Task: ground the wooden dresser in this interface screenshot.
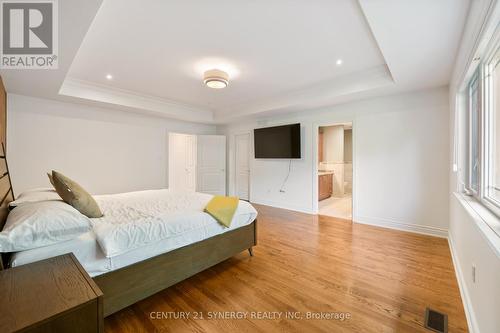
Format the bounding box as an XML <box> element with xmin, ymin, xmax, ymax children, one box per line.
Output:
<box><xmin>318</xmin><ymin>173</ymin><xmax>333</xmax><ymax>201</ymax></box>
<box><xmin>0</xmin><ymin>254</ymin><xmax>103</xmax><ymax>333</ymax></box>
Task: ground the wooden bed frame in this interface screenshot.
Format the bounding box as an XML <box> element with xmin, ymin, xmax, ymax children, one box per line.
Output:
<box><xmin>0</xmin><ymin>75</ymin><xmax>258</xmax><ymax>317</ymax></box>
<box><xmin>95</xmin><ymin>221</ymin><xmax>256</xmax><ymax>316</ymax></box>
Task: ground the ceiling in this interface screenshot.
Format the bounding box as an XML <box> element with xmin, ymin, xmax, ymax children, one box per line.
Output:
<box><xmin>1</xmin><ymin>0</ymin><xmax>470</xmax><ymax>124</ymax></box>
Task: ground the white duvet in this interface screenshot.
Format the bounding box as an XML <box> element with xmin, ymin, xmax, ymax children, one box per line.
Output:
<box><xmin>91</xmin><ymin>189</ymin><xmax>257</xmax><ymax>258</ymax></box>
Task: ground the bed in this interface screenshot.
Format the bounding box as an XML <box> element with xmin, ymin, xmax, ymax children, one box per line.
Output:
<box><xmin>1</xmin><ymin>184</ymin><xmax>258</xmax><ymax>317</ymax></box>
<box><xmin>0</xmin><ymin>148</ymin><xmax>257</xmax><ymax>316</ymax></box>
<box><xmin>9</xmin><ymin>189</ymin><xmax>257</xmax><ymax>274</ymax></box>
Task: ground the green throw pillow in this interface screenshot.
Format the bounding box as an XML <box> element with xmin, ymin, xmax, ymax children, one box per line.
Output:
<box><xmin>51</xmin><ymin>170</ymin><xmax>103</xmax><ymax>218</ymax></box>
<box><xmin>47</xmin><ymin>172</ymin><xmax>54</xmax><ymax>187</ymax></box>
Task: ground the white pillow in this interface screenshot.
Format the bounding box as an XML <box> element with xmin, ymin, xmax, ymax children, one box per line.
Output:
<box><xmin>0</xmin><ymin>200</ymin><xmax>91</xmax><ymax>252</ymax></box>
<box><xmin>9</xmin><ymin>188</ymin><xmax>61</xmax><ymax>207</ymax></box>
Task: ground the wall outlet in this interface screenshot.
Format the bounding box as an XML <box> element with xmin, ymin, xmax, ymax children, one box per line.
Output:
<box><xmin>472</xmin><ymin>264</ymin><xmax>476</xmax><ymax>283</ymax></box>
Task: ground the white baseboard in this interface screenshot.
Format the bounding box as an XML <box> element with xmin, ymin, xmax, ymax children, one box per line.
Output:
<box><xmin>251</xmin><ymin>201</ymin><xmax>448</xmax><ymax>238</ymax></box>
<box><xmin>353</xmin><ymin>215</ymin><xmax>448</xmax><ymax>238</ymax></box>
<box><xmin>448</xmin><ymin>234</ymin><xmax>480</xmax><ymax>333</ymax></box>
<box><xmin>250</xmin><ymin>198</ymin><xmax>313</xmax><ymax>214</ymax></box>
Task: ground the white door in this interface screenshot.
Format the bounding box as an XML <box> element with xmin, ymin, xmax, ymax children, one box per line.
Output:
<box><xmin>168</xmin><ymin>133</ymin><xmax>197</xmax><ymax>191</ymax></box>
<box><xmin>235</xmin><ymin>133</ymin><xmax>250</xmax><ymax>200</ymax></box>
<box><xmin>197</xmin><ymin>135</ymin><xmax>226</xmax><ymax>195</ymax></box>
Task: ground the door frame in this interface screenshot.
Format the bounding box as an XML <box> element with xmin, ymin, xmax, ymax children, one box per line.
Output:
<box><xmin>234</xmin><ymin>132</ymin><xmax>251</xmax><ymax>201</ymax></box>
<box><xmin>312</xmin><ymin>121</ymin><xmax>356</xmax><ymax>218</ymax></box>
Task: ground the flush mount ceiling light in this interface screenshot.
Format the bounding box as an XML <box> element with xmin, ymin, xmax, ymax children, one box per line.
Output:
<box><xmin>203</xmin><ymin>69</ymin><xmax>229</xmax><ymax>89</ymax></box>
<box><xmin>105</xmin><ymin>74</ymin><xmax>113</xmax><ymax>80</ymax></box>
<box><xmin>336</xmin><ymin>59</ymin><xmax>343</xmax><ymax>66</ymax></box>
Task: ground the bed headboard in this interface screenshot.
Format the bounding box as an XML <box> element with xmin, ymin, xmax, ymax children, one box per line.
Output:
<box><xmin>0</xmin><ymin>76</ymin><xmax>14</xmax><ymax>232</ymax></box>
<box><xmin>0</xmin><ymin>143</ymin><xmax>14</xmax><ymax>231</ymax></box>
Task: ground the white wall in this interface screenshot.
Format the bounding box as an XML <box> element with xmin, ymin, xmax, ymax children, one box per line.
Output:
<box><xmin>220</xmin><ymin>87</ymin><xmax>450</xmax><ymax>236</ymax></box>
<box><xmin>449</xmin><ymin>195</ymin><xmax>500</xmax><ymax>333</ymax></box>
<box><xmin>7</xmin><ymin>94</ymin><xmax>216</xmax><ymax>195</ymax></box>
<box><xmin>447</xmin><ymin>1</ymin><xmax>500</xmax><ymax>332</ymax></box>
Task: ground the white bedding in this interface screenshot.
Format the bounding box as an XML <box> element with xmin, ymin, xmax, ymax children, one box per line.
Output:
<box><xmin>92</xmin><ymin>189</ymin><xmax>257</xmax><ymax>257</ymax></box>
<box><xmin>10</xmin><ymin>189</ymin><xmax>257</xmax><ymax>276</ymax></box>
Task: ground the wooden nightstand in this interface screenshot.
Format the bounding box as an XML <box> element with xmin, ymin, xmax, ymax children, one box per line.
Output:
<box><xmin>0</xmin><ymin>253</ymin><xmax>103</xmax><ymax>333</ymax></box>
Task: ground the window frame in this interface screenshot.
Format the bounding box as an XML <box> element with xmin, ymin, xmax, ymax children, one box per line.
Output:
<box><xmin>464</xmin><ymin>26</ymin><xmax>500</xmax><ymax>219</ymax></box>
<box><xmin>466</xmin><ymin>68</ymin><xmax>482</xmax><ymax>197</ymax></box>
<box><xmin>481</xmin><ymin>33</ymin><xmax>500</xmax><ymax>217</ymax></box>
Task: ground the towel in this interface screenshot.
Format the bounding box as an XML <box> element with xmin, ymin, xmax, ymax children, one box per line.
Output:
<box><xmin>204</xmin><ymin>195</ymin><xmax>239</xmax><ymax>227</ymax></box>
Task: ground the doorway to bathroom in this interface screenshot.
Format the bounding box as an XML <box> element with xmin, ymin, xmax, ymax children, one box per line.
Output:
<box><xmin>317</xmin><ymin>123</ymin><xmax>353</xmax><ymax>220</ymax></box>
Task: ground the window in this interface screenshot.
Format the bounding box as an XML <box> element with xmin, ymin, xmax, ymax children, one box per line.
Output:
<box><xmin>484</xmin><ymin>44</ymin><xmax>500</xmax><ymax>211</ymax></box>
<box><xmin>464</xmin><ymin>29</ymin><xmax>500</xmax><ymax>218</ymax></box>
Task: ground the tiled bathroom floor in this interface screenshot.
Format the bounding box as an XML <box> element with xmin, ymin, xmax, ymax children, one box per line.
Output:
<box><xmin>318</xmin><ymin>194</ymin><xmax>352</xmax><ymax>220</ymax></box>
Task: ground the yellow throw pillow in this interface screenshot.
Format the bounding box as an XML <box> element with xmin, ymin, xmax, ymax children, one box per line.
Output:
<box><xmin>51</xmin><ymin>171</ymin><xmax>103</xmax><ymax>218</ymax></box>
<box><xmin>204</xmin><ymin>195</ymin><xmax>239</xmax><ymax>227</ymax></box>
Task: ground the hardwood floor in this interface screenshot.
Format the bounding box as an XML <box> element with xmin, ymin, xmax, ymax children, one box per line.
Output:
<box><xmin>105</xmin><ymin>204</ymin><xmax>468</xmax><ymax>333</ymax></box>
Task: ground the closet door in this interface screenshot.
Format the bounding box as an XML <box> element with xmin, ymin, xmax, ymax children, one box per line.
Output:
<box><xmin>168</xmin><ymin>133</ymin><xmax>197</xmax><ymax>191</ymax></box>
<box><xmin>197</xmin><ymin>135</ymin><xmax>226</xmax><ymax>195</ymax></box>
<box><xmin>235</xmin><ymin>133</ymin><xmax>250</xmax><ymax>201</ymax></box>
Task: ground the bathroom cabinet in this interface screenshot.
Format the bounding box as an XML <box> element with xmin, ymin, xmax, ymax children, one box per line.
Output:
<box><xmin>318</xmin><ymin>173</ymin><xmax>333</xmax><ymax>201</ymax></box>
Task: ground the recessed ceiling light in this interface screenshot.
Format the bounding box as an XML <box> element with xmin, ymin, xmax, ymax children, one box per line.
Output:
<box><xmin>203</xmin><ymin>69</ymin><xmax>229</xmax><ymax>89</ymax></box>
<box><xmin>105</xmin><ymin>74</ymin><xmax>113</xmax><ymax>80</ymax></box>
<box><xmin>336</xmin><ymin>59</ymin><xmax>343</xmax><ymax>66</ymax></box>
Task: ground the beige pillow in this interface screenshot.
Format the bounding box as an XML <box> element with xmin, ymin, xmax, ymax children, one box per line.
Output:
<box><xmin>51</xmin><ymin>171</ymin><xmax>103</xmax><ymax>218</ymax></box>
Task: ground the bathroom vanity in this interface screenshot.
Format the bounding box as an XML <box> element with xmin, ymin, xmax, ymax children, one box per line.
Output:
<box><xmin>318</xmin><ymin>171</ymin><xmax>333</xmax><ymax>201</ymax></box>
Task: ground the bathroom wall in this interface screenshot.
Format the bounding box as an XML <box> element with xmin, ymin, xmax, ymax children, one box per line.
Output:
<box><xmin>322</xmin><ymin>126</ymin><xmax>344</xmax><ymax>162</ymax></box>
<box><xmin>344</xmin><ymin>129</ymin><xmax>352</xmax><ymax>162</ymax></box>
<box><xmin>319</xmin><ymin>125</ymin><xmax>345</xmax><ymax>197</ymax></box>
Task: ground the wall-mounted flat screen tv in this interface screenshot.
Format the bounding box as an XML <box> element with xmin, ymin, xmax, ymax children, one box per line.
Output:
<box><xmin>254</xmin><ymin>123</ymin><xmax>301</xmax><ymax>158</ymax></box>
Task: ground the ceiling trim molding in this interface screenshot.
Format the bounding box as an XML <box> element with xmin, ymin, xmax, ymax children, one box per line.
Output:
<box><xmin>215</xmin><ymin>64</ymin><xmax>394</xmax><ymax>122</ymax></box>
<box><xmin>59</xmin><ymin>78</ymin><xmax>215</xmax><ymax>123</ymax></box>
<box><xmin>356</xmin><ymin>0</ymin><xmax>396</xmax><ymax>83</ymax></box>
<box><xmin>60</xmin><ymin>64</ymin><xmax>393</xmax><ymax>124</ymax></box>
